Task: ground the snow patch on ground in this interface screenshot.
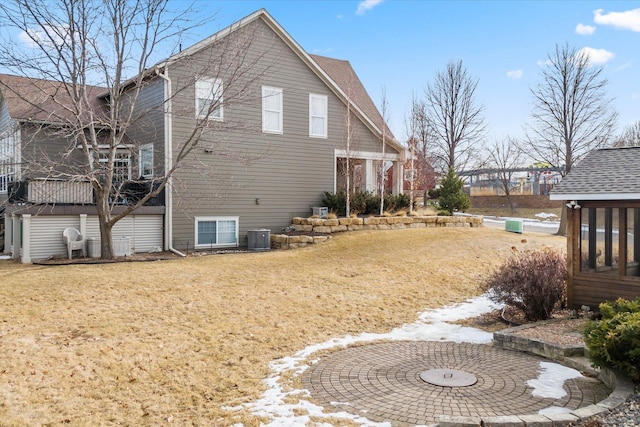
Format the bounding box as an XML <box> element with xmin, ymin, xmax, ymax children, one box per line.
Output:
<box><xmin>231</xmin><ymin>296</ymin><xmax>500</xmax><ymax>426</ymax></box>
<box><xmin>482</xmin><ymin>217</ymin><xmax>560</xmax><ymax>229</ymax></box>
<box><xmin>528</xmin><ymin>361</ymin><xmax>583</xmax><ymax>399</ymax></box>
<box><xmin>535</xmin><ymin>212</ymin><xmax>558</xmax><ymax>219</ymax></box>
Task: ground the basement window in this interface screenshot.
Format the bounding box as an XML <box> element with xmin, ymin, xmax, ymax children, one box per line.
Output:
<box><xmin>195</xmin><ymin>216</ymin><xmax>238</xmax><ymax>248</ymax></box>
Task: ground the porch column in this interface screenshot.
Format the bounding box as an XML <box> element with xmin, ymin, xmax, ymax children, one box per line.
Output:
<box><xmin>365</xmin><ymin>159</ymin><xmax>376</xmax><ymax>192</ymax></box>
<box><xmin>21</xmin><ymin>214</ymin><xmax>31</xmax><ymax>264</ymax></box>
<box><xmin>79</xmin><ymin>214</ymin><xmax>87</xmax><ymax>237</ymax></box>
<box><xmin>3</xmin><ymin>212</ymin><xmax>11</xmax><ymax>255</ymax></box>
<box><xmin>567</xmin><ymin>205</ymin><xmax>581</xmax><ymax>308</ymax></box>
<box><xmin>11</xmin><ymin>214</ymin><xmax>20</xmax><ymax>260</ymax></box>
<box><xmin>392</xmin><ymin>161</ymin><xmax>403</xmax><ymax>195</ymax></box>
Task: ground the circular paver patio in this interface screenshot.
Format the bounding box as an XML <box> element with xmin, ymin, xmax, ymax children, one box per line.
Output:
<box><xmin>301</xmin><ymin>341</ymin><xmax>610</xmax><ymax>426</ymax></box>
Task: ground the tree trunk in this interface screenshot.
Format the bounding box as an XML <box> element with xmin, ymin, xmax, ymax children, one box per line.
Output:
<box><xmin>99</xmin><ymin>219</ymin><xmax>115</xmax><ymax>259</ymax></box>
<box><xmin>95</xmin><ymin>189</ymin><xmax>115</xmax><ymax>259</ymax></box>
<box><xmin>555</xmin><ymin>205</ymin><xmax>568</xmax><ymax>237</ymax></box>
<box><xmin>505</xmin><ymin>192</ymin><xmax>515</xmax><ymax>213</ymax></box>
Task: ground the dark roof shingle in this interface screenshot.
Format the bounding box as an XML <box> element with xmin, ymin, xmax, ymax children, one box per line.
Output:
<box><xmin>550</xmin><ymin>147</ymin><xmax>640</xmax><ymax>200</ymax></box>
<box><xmin>309</xmin><ymin>54</ymin><xmax>396</xmax><ymax>141</ymax></box>
<box><xmin>0</xmin><ymin>73</ymin><xmax>106</xmax><ymax>124</ymax></box>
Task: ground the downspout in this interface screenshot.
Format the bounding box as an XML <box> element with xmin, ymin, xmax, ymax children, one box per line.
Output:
<box><xmin>157</xmin><ymin>68</ymin><xmax>185</xmax><ymax>257</ymax></box>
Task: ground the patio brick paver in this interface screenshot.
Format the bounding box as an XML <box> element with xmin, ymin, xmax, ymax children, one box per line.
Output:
<box><xmin>301</xmin><ymin>341</ymin><xmax>610</xmax><ymax>426</ymax></box>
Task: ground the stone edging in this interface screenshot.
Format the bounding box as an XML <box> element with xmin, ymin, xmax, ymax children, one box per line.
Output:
<box><xmin>291</xmin><ymin>215</ymin><xmax>482</xmax><ymax>234</ymax></box>
<box><xmin>271</xmin><ymin>215</ymin><xmax>483</xmax><ymax>250</ymax></box>
<box><xmin>437</xmin><ymin>324</ymin><xmax>636</xmax><ymax>427</ymax></box>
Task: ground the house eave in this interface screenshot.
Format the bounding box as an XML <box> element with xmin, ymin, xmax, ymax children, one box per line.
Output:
<box><xmin>549</xmin><ymin>193</ymin><xmax>640</xmax><ymax>201</ymax></box>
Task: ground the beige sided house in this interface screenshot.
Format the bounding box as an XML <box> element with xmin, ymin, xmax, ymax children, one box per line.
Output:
<box><xmin>0</xmin><ymin>9</ymin><xmax>405</xmax><ymax>262</ymax></box>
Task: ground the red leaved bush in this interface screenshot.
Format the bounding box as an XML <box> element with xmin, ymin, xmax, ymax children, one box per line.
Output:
<box><xmin>484</xmin><ymin>248</ymin><xmax>567</xmax><ymax>322</ymax></box>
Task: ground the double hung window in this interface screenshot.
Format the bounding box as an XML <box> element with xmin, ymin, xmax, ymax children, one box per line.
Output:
<box><xmin>0</xmin><ymin>129</ymin><xmax>18</xmax><ymax>194</ymax></box>
<box><xmin>139</xmin><ymin>144</ymin><xmax>153</xmax><ymax>178</ymax></box>
<box><xmin>262</xmin><ymin>86</ymin><xmax>283</xmax><ymax>133</ymax></box>
<box><xmin>196</xmin><ymin>78</ymin><xmax>223</xmax><ymax>120</ymax></box>
<box><xmin>309</xmin><ymin>94</ymin><xmax>327</xmax><ymax>138</ymax></box>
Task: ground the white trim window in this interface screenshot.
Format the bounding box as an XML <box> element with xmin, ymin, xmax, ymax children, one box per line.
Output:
<box><xmin>98</xmin><ymin>150</ymin><xmax>131</xmax><ymax>189</ymax></box>
<box><xmin>195</xmin><ymin>216</ymin><xmax>239</xmax><ymax>248</ymax></box>
<box><xmin>0</xmin><ymin>129</ymin><xmax>19</xmax><ymax>194</ymax></box>
<box><xmin>139</xmin><ymin>144</ymin><xmax>154</xmax><ymax>178</ymax></box>
<box><xmin>196</xmin><ymin>78</ymin><xmax>223</xmax><ymax>120</ymax></box>
<box><xmin>262</xmin><ymin>86</ymin><xmax>283</xmax><ymax>134</ymax></box>
<box><xmin>309</xmin><ymin>94</ymin><xmax>328</xmax><ymax>138</ymax></box>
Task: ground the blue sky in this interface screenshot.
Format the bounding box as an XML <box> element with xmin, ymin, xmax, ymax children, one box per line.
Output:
<box><xmin>2</xmin><ymin>1</ymin><xmax>638</xmax><ymax>144</ymax></box>
<box><xmin>193</xmin><ymin>0</ymin><xmax>639</xmax><ymax>143</ymax></box>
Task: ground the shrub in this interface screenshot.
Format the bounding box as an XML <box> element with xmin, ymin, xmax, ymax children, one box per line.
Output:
<box><xmin>584</xmin><ymin>297</ymin><xmax>640</xmax><ymax>380</ymax></box>
<box><xmin>438</xmin><ymin>168</ymin><xmax>470</xmax><ymax>214</ymax></box>
<box><xmin>483</xmin><ymin>249</ymin><xmax>567</xmax><ymax>322</ymax></box>
<box><xmin>322</xmin><ymin>191</ymin><xmax>346</xmax><ymax>216</ymax></box>
<box><xmin>322</xmin><ymin>191</ymin><xmax>411</xmax><ymax>216</ymax></box>
<box><xmin>428</xmin><ymin>188</ymin><xmax>440</xmax><ymax>200</ymax></box>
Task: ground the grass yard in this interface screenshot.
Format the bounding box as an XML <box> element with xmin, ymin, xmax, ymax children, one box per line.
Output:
<box><xmin>0</xmin><ymin>227</ymin><xmax>565</xmax><ymax>426</ymax></box>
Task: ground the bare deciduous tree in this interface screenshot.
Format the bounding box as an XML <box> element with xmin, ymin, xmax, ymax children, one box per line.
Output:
<box><xmin>487</xmin><ymin>137</ymin><xmax>523</xmax><ymax>213</ymax></box>
<box><xmin>424</xmin><ymin>59</ymin><xmax>486</xmax><ymax>172</ymax></box>
<box><xmin>526</xmin><ymin>43</ymin><xmax>618</xmax><ymax>235</ymax></box>
<box><xmin>613</xmin><ymin>121</ymin><xmax>640</xmax><ymax>147</ymax></box>
<box><xmin>378</xmin><ymin>86</ymin><xmax>388</xmax><ymax>215</ymax></box>
<box><xmin>406</xmin><ymin>95</ymin><xmax>436</xmax><ymax>209</ymax></box>
<box><xmin>0</xmin><ymin>0</ymin><xmax>266</xmax><ymax>258</ymax></box>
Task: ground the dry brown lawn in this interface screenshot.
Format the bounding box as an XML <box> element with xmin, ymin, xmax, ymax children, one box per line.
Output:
<box><xmin>0</xmin><ymin>226</ymin><xmax>565</xmax><ymax>426</ymax></box>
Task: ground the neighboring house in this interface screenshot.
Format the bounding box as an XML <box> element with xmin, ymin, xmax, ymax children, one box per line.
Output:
<box><xmin>550</xmin><ymin>147</ymin><xmax>640</xmax><ymax>309</ymax></box>
<box><xmin>0</xmin><ymin>9</ymin><xmax>406</xmax><ymax>262</ymax></box>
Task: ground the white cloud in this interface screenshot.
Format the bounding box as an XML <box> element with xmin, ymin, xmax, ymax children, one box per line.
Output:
<box><xmin>575</xmin><ymin>23</ymin><xmax>596</xmax><ymax>35</ymax></box>
<box><xmin>19</xmin><ymin>25</ymin><xmax>70</xmax><ymax>48</ymax></box>
<box><xmin>594</xmin><ymin>8</ymin><xmax>640</xmax><ymax>32</ymax></box>
<box><xmin>356</xmin><ymin>0</ymin><xmax>384</xmax><ymax>15</ymax></box>
<box><xmin>616</xmin><ymin>63</ymin><xmax>631</xmax><ymax>72</ymax></box>
<box><xmin>579</xmin><ymin>47</ymin><xmax>615</xmax><ymax>64</ymax></box>
<box><xmin>537</xmin><ymin>59</ymin><xmax>552</xmax><ymax>67</ymax></box>
<box><xmin>507</xmin><ymin>69</ymin><xmax>523</xmax><ymax>80</ymax></box>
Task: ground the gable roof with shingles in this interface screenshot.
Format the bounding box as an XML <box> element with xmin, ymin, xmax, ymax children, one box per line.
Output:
<box><xmin>1</xmin><ymin>10</ymin><xmax>404</xmax><ymax>156</ymax></box>
<box><xmin>0</xmin><ymin>73</ymin><xmax>107</xmax><ymax>125</ymax></box>
<box><xmin>309</xmin><ymin>54</ymin><xmax>396</xmax><ymax>142</ymax></box>
<box><xmin>153</xmin><ymin>9</ymin><xmax>403</xmax><ymax>155</ymax></box>
<box><xmin>549</xmin><ymin>147</ymin><xmax>640</xmax><ymax>200</ymax></box>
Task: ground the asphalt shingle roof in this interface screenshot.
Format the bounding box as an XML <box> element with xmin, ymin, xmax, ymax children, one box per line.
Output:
<box><xmin>0</xmin><ymin>73</ymin><xmax>107</xmax><ymax>124</ymax></box>
<box><xmin>309</xmin><ymin>54</ymin><xmax>396</xmax><ymax>141</ymax></box>
<box><xmin>550</xmin><ymin>147</ymin><xmax>640</xmax><ymax>200</ymax></box>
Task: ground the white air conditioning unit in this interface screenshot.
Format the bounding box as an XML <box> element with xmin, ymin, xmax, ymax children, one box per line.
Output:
<box><xmin>114</xmin><ymin>237</ymin><xmax>131</xmax><ymax>256</ymax></box>
<box><xmin>247</xmin><ymin>229</ymin><xmax>270</xmax><ymax>251</ymax></box>
<box><xmin>312</xmin><ymin>207</ymin><xmax>328</xmax><ymax>218</ymax></box>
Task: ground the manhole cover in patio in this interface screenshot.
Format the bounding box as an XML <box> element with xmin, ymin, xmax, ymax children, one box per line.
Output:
<box><xmin>420</xmin><ymin>368</ymin><xmax>477</xmax><ymax>387</ymax></box>
<box><xmin>302</xmin><ymin>341</ymin><xmax>611</xmax><ymax>426</ymax></box>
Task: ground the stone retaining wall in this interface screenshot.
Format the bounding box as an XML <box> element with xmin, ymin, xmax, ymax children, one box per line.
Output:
<box><xmin>271</xmin><ymin>215</ymin><xmax>482</xmax><ymax>250</ymax></box>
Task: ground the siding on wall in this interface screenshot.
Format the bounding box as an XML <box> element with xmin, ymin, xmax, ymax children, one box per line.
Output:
<box><xmin>86</xmin><ymin>215</ymin><xmax>163</xmax><ymax>253</ymax></box>
<box><xmin>20</xmin><ymin>124</ymin><xmax>86</xmax><ymax>178</ymax></box>
<box><xmin>28</xmin><ymin>215</ymin><xmax>82</xmax><ymax>260</ymax></box>
<box><xmin>0</xmin><ymin>94</ymin><xmax>12</xmax><ymax>132</ymax></box>
<box><xmin>166</xmin><ymin>16</ymin><xmax>398</xmax><ymax>250</ymax></box>
<box><xmin>124</xmin><ymin>78</ymin><xmax>166</xmax><ymax>177</ymax></box>
<box><xmin>133</xmin><ymin>215</ymin><xmax>163</xmax><ymax>252</ymax></box>
<box><xmin>24</xmin><ymin>213</ymin><xmax>163</xmax><ymax>260</ymax></box>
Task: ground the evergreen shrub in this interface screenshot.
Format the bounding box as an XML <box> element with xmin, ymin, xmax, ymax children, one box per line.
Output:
<box><xmin>584</xmin><ymin>297</ymin><xmax>640</xmax><ymax>380</ymax></box>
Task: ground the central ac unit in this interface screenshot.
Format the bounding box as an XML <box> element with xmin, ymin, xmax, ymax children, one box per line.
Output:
<box><xmin>247</xmin><ymin>229</ymin><xmax>270</xmax><ymax>251</ymax></box>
